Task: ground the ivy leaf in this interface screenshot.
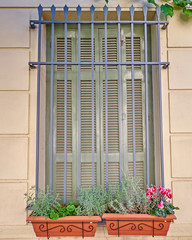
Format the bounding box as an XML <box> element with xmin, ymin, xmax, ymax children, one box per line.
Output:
<box><xmin>161</xmin><ymin>4</ymin><xmax>174</xmax><ymax>17</ymax></box>
<box><xmin>183</xmin><ymin>7</ymin><xmax>192</xmax><ymax>15</ymax></box>
<box><xmin>173</xmin><ymin>0</ymin><xmax>187</xmax><ymax>7</ymax></box>
<box><xmin>148</xmin><ymin>0</ymin><xmax>158</xmax><ymax>7</ymax></box>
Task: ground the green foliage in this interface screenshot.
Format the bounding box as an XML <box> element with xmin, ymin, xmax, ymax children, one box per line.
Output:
<box><xmin>161</xmin><ymin>4</ymin><xmax>174</xmax><ymax>17</ymax></box>
<box><xmin>183</xmin><ymin>7</ymin><xmax>192</xmax><ymax>15</ymax></box>
<box><xmin>49</xmin><ymin>202</ymin><xmax>79</xmax><ymax>220</ymax></box>
<box><xmin>105</xmin><ymin>0</ymin><xmax>192</xmax><ymax>17</ymax></box>
<box><xmin>148</xmin><ymin>0</ymin><xmax>158</xmax><ymax>7</ymax></box>
<box><xmin>76</xmin><ymin>185</ymin><xmax>112</xmax><ymax>216</ymax></box>
<box><xmin>107</xmin><ymin>178</ymin><xmax>150</xmax><ymax>214</ymax></box>
<box><xmin>147</xmin><ymin>0</ymin><xmax>192</xmax><ymax>17</ymax></box>
<box><xmin>24</xmin><ymin>186</ymin><xmax>60</xmax><ymax>217</ymax></box>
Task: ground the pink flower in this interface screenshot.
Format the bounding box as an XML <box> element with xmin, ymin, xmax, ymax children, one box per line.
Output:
<box><xmin>158</xmin><ymin>186</ymin><xmax>163</xmax><ymax>192</ymax></box>
<box><xmin>157</xmin><ymin>200</ymin><xmax>164</xmax><ymax>209</ymax></box>
<box><xmin>167</xmin><ymin>193</ymin><xmax>173</xmax><ymax>199</ymax></box>
<box><xmin>153</xmin><ymin>193</ymin><xmax>157</xmax><ymax>198</ymax></box>
<box><xmin>152</xmin><ymin>185</ymin><xmax>157</xmax><ymax>192</ymax></box>
<box><xmin>166</xmin><ymin>188</ymin><xmax>171</xmax><ymax>193</ymax></box>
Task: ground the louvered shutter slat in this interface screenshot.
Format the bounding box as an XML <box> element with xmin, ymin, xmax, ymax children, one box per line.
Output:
<box><xmin>102</xmin><ymin>38</ymin><xmax>117</xmax><ymax>69</ymax></box>
<box><xmin>81</xmin><ymin>38</ymin><xmax>95</xmax><ymax>70</ymax></box>
<box><xmin>81</xmin><ymin>79</ymin><xmax>96</xmax><ymax>152</ymax></box>
<box><xmin>57</xmin><ymin>38</ymin><xmax>72</xmax><ymax>71</ymax></box>
<box><xmin>56</xmin><ymin>162</ymin><xmax>72</xmax><ymax>201</ymax></box>
<box><xmin>81</xmin><ymin>163</ymin><xmax>96</xmax><ymax>188</ymax></box>
<box><xmin>56</xmin><ymin>79</ymin><xmax>72</xmax><ymax>153</ymax></box>
<box><xmin>127</xmin><ymin>79</ymin><xmax>143</xmax><ymax>152</ymax></box>
<box><xmin>126</xmin><ymin>37</ymin><xmax>141</xmax><ymax>69</ymax></box>
<box><xmin>103</xmin><ymin>80</ymin><xmax>119</xmax><ymax>153</ymax></box>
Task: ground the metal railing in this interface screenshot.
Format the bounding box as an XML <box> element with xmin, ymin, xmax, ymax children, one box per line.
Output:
<box><xmin>29</xmin><ymin>4</ymin><xmax>169</xmax><ymax>203</ymax></box>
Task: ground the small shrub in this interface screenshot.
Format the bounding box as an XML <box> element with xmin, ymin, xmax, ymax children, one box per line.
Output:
<box><xmin>107</xmin><ymin>177</ymin><xmax>150</xmax><ymax>214</ymax></box>
<box><xmin>24</xmin><ymin>186</ymin><xmax>60</xmax><ymax>217</ymax></box>
<box><xmin>76</xmin><ymin>185</ymin><xmax>112</xmax><ymax>216</ymax></box>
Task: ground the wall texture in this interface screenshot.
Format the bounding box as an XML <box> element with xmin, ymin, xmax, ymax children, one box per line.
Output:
<box><xmin>0</xmin><ymin>0</ymin><xmax>192</xmax><ymax>239</ymax></box>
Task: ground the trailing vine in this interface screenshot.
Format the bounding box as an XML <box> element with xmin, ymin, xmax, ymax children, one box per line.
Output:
<box><xmin>105</xmin><ymin>0</ymin><xmax>192</xmax><ymax>17</ymax></box>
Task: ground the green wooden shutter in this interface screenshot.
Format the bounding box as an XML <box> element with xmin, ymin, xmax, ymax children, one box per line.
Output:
<box><xmin>46</xmin><ymin>24</ymin><xmax>154</xmax><ymax>202</ymax></box>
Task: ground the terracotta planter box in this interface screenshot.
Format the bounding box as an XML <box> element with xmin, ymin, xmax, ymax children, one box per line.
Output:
<box><xmin>102</xmin><ymin>213</ymin><xmax>176</xmax><ymax>236</ymax></box>
<box><xmin>27</xmin><ymin>215</ymin><xmax>101</xmax><ymax>238</ymax></box>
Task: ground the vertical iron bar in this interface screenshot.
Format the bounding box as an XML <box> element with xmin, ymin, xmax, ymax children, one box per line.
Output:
<box><xmin>82</xmin><ymin>222</ymin><xmax>84</xmax><ymax>239</ymax></box>
<box><xmin>91</xmin><ymin>5</ymin><xmax>95</xmax><ymax>187</ymax></box>
<box><xmin>143</xmin><ymin>6</ymin><xmax>150</xmax><ymax>186</ymax></box>
<box><xmin>64</xmin><ymin>5</ymin><xmax>68</xmax><ymax>203</ymax></box>
<box><xmin>156</xmin><ymin>7</ymin><xmax>165</xmax><ymax>187</ymax></box>
<box><xmin>77</xmin><ymin>5</ymin><xmax>81</xmax><ymax>187</ymax></box>
<box><xmin>117</xmin><ymin>5</ymin><xmax>122</xmax><ymax>183</ymax></box>
<box><xmin>46</xmin><ymin>222</ymin><xmax>49</xmax><ymax>239</ymax></box>
<box><xmin>117</xmin><ymin>220</ymin><xmax>120</xmax><ymax>237</ymax></box>
<box><xmin>103</xmin><ymin>5</ymin><xmax>108</xmax><ymax>189</ymax></box>
<box><xmin>130</xmin><ymin>5</ymin><xmax>136</xmax><ymax>178</ymax></box>
<box><xmin>49</xmin><ymin>5</ymin><xmax>55</xmax><ymax>191</ymax></box>
<box><xmin>35</xmin><ymin>4</ymin><xmax>43</xmax><ymax>193</ymax></box>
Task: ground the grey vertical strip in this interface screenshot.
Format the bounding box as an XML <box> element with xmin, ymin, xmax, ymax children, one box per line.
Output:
<box><xmin>64</xmin><ymin>5</ymin><xmax>68</xmax><ymax>203</ymax></box>
<box><xmin>103</xmin><ymin>5</ymin><xmax>108</xmax><ymax>189</ymax></box>
<box><xmin>130</xmin><ymin>5</ymin><xmax>136</xmax><ymax>178</ymax></box>
<box><xmin>49</xmin><ymin>5</ymin><xmax>55</xmax><ymax>191</ymax></box>
<box><xmin>143</xmin><ymin>6</ymin><xmax>150</xmax><ymax>186</ymax></box>
<box><xmin>90</xmin><ymin>5</ymin><xmax>95</xmax><ymax>187</ymax></box>
<box><xmin>77</xmin><ymin>5</ymin><xmax>81</xmax><ymax>187</ymax></box>
<box><xmin>36</xmin><ymin>5</ymin><xmax>43</xmax><ymax>193</ymax></box>
<box><xmin>156</xmin><ymin>7</ymin><xmax>165</xmax><ymax>187</ymax></box>
<box><xmin>117</xmin><ymin>5</ymin><xmax>122</xmax><ymax>183</ymax></box>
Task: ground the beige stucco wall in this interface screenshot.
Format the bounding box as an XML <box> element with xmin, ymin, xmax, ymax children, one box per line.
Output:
<box><xmin>0</xmin><ymin>0</ymin><xmax>192</xmax><ymax>239</ymax></box>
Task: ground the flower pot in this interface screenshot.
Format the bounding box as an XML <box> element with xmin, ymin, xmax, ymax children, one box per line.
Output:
<box><xmin>102</xmin><ymin>213</ymin><xmax>176</xmax><ymax>236</ymax></box>
<box><xmin>27</xmin><ymin>215</ymin><xmax>101</xmax><ymax>238</ymax></box>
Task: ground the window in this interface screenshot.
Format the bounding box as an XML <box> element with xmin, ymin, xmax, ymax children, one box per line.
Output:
<box><xmin>30</xmin><ymin>5</ymin><xmax>169</xmax><ymax>203</ymax></box>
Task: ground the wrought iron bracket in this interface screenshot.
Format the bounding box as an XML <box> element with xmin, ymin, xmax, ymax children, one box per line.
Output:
<box><xmin>35</xmin><ymin>221</ymin><xmax>95</xmax><ymax>239</ymax></box>
<box><xmin>162</xmin><ymin>23</ymin><xmax>169</xmax><ymax>30</ymax></box>
<box><xmin>106</xmin><ymin>219</ymin><xmax>174</xmax><ymax>238</ymax></box>
<box><xmin>29</xmin><ymin>64</ymin><xmax>37</xmax><ymax>69</ymax></box>
<box><xmin>162</xmin><ymin>63</ymin><xmax>169</xmax><ymax>69</ymax></box>
<box><xmin>30</xmin><ymin>21</ymin><xmax>36</xmax><ymax>29</ymax></box>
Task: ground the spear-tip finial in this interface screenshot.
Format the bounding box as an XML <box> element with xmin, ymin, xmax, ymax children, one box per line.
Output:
<box><xmin>38</xmin><ymin>4</ymin><xmax>43</xmax><ymax>19</ymax></box>
<box><xmin>51</xmin><ymin>5</ymin><xmax>56</xmax><ymax>20</ymax></box>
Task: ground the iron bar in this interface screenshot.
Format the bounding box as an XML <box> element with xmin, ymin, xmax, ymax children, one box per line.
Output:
<box><xmin>104</xmin><ymin>5</ymin><xmax>108</xmax><ymax>190</ymax></box>
<box><xmin>156</xmin><ymin>7</ymin><xmax>165</xmax><ymax>188</ymax></box>
<box><xmin>49</xmin><ymin>5</ymin><xmax>55</xmax><ymax>191</ymax></box>
<box><xmin>117</xmin><ymin>5</ymin><xmax>122</xmax><ymax>183</ymax></box>
<box><xmin>130</xmin><ymin>5</ymin><xmax>136</xmax><ymax>178</ymax></box>
<box><xmin>64</xmin><ymin>5</ymin><xmax>68</xmax><ymax>204</ymax></box>
<box><xmin>143</xmin><ymin>6</ymin><xmax>150</xmax><ymax>186</ymax></box>
<box><xmin>77</xmin><ymin>5</ymin><xmax>81</xmax><ymax>188</ymax></box>
<box><xmin>30</xmin><ymin>19</ymin><xmax>169</xmax><ymax>25</ymax></box>
<box><xmin>91</xmin><ymin>5</ymin><xmax>95</xmax><ymax>187</ymax></box>
<box><xmin>29</xmin><ymin>61</ymin><xmax>170</xmax><ymax>66</ymax></box>
<box><xmin>35</xmin><ymin>4</ymin><xmax>43</xmax><ymax>193</ymax></box>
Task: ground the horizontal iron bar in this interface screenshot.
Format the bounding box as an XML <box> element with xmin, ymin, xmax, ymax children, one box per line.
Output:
<box><xmin>30</xmin><ymin>20</ymin><xmax>168</xmax><ymax>25</ymax></box>
<box><xmin>29</xmin><ymin>61</ymin><xmax>170</xmax><ymax>66</ymax></box>
<box><xmin>104</xmin><ymin>219</ymin><xmax>173</xmax><ymax>222</ymax></box>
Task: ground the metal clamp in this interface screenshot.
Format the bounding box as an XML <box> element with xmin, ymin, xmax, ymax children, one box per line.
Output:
<box><xmin>162</xmin><ymin>23</ymin><xmax>169</xmax><ymax>30</ymax></box>
<box><xmin>30</xmin><ymin>21</ymin><xmax>36</xmax><ymax>29</ymax></box>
